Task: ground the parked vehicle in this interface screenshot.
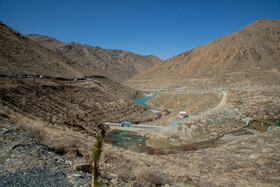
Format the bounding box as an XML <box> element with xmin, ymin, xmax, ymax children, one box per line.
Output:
<box><xmin>121</xmin><ymin>121</ymin><xmax>131</xmax><ymax>127</ymax></box>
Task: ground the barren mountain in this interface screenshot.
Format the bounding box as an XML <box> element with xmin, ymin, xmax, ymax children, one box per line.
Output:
<box><xmin>0</xmin><ymin>21</ymin><xmax>154</xmax><ymax>137</ymax></box>
<box><xmin>0</xmin><ymin>22</ymin><xmax>84</xmax><ymax>79</ymax></box>
<box><xmin>26</xmin><ymin>34</ymin><xmax>162</xmax><ymax>82</ymax></box>
<box><xmin>125</xmin><ymin>19</ymin><xmax>280</xmax><ymax>90</ymax></box>
<box><xmin>1</xmin><ymin>21</ymin><xmax>280</xmax><ymax>187</ymax></box>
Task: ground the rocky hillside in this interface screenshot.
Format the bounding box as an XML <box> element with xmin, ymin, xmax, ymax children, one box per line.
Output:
<box><xmin>0</xmin><ymin>77</ymin><xmax>154</xmax><ymax>137</ymax></box>
<box><xmin>126</xmin><ymin>19</ymin><xmax>280</xmax><ymax>90</ymax></box>
<box><xmin>0</xmin><ymin>21</ymin><xmax>154</xmax><ymax>141</ymax></box>
<box><xmin>26</xmin><ymin>34</ymin><xmax>162</xmax><ymax>82</ymax></box>
<box><xmin>0</xmin><ymin>22</ymin><xmax>84</xmax><ymax>79</ymax></box>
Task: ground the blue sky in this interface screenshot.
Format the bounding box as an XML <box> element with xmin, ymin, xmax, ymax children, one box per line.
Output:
<box><xmin>0</xmin><ymin>0</ymin><xmax>279</xmax><ymax>60</ymax></box>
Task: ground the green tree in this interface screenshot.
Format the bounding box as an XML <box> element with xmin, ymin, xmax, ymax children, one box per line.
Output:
<box><xmin>92</xmin><ymin>128</ymin><xmax>105</xmax><ymax>187</ymax></box>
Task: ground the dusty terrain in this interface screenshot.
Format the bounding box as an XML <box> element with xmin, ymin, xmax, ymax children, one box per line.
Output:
<box><xmin>26</xmin><ymin>34</ymin><xmax>162</xmax><ymax>82</ymax></box>
<box><xmin>1</xmin><ymin>113</ymin><xmax>280</xmax><ymax>186</ymax></box>
<box><xmin>125</xmin><ymin>19</ymin><xmax>280</xmax><ymax>90</ymax></box>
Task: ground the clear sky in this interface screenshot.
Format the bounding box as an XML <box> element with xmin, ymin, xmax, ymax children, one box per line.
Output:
<box><xmin>0</xmin><ymin>0</ymin><xmax>279</xmax><ymax>60</ymax></box>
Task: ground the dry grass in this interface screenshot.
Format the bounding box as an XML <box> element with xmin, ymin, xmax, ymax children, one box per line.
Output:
<box><xmin>147</xmin><ymin>93</ymin><xmax>222</xmax><ymax>114</ymax></box>
<box><xmin>153</xmin><ymin>150</ymin><xmax>167</xmax><ymax>155</ymax></box>
<box><xmin>134</xmin><ymin>168</ymin><xmax>169</xmax><ymax>186</ymax></box>
<box><xmin>228</xmin><ymin>88</ymin><xmax>280</xmax><ymax>119</ymax></box>
<box><xmin>145</xmin><ymin>147</ymin><xmax>177</xmax><ymax>155</ymax></box>
<box><xmin>2</xmin><ymin>106</ymin><xmax>94</xmax><ymax>159</ymax></box>
<box><xmin>72</xmin><ymin>156</ymin><xmax>88</xmax><ymax>165</ymax></box>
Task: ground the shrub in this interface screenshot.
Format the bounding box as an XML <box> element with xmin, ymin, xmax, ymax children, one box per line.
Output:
<box><xmin>181</xmin><ymin>145</ymin><xmax>198</xmax><ymax>152</ymax></box>
<box><xmin>110</xmin><ymin>129</ymin><xmax>121</xmax><ymax>134</ymax></box>
<box><xmin>154</xmin><ymin>150</ymin><xmax>167</xmax><ymax>155</ymax></box>
<box><xmin>145</xmin><ymin>118</ymin><xmax>153</xmax><ymax>123</ymax></box>
<box><xmin>164</xmin><ymin>110</ymin><xmax>171</xmax><ymax>115</ymax></box>
<box><xmin>167</xmin><ymin>150</ymin><xmax>176</xmax><ymax>154</ymax></box>
<box><xmin>157</xmin><ymin>114</ymin><xmax>163</xmax><ymax>119</ymax></box>
<box><xmin>145</xmin><ymin>146</ymin><xmax>155</xmax><ymax>155</ymax></box>
<box><xmin>103</xmin><ymin>137</ymin><xmax>117</xmax><ymax>143</ymax></box>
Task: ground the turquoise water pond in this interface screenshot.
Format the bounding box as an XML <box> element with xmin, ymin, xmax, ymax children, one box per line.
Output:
<box><xmin>106</xmin><ymin>131</ymin><xmax>147</xmax><ymax>153</ymax></box>
<box><xmin>133</xmin><ymin>96</ymin><xmax>153</xmax><ymax>108</ymax></box>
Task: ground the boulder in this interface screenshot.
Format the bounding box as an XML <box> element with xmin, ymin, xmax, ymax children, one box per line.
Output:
<box><xmin>73</xmin><ymin>163</ymin><xmax>92</xmax><ymax>173</ymax></box>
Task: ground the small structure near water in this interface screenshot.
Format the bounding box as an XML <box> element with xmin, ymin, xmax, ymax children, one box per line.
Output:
<box><xmin>179</xmin><ymin>111</ymin><xmax>188</xmax><ymax>119</ymax></box>
<box><xmin>246</xmin><ymin>117</ymin><xmax>280</xmax><ymax>132</ymax></box>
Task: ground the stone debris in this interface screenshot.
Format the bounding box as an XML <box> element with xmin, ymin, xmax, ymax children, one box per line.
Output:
<box><xmin>0</xmin><ymin>117</ymin><xmax>93</xmax><ymax>186</ymax></box>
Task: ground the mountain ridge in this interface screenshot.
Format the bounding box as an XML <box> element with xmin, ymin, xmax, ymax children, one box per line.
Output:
<box><xmin>0</xmin><ymin>21</ymin><xmax>85</xmax><ymax>79</ymax></box>
<box><xmin>125</xmin><ymin>19</ymin><xmax>280</xmax><ymax>90</ymax></box>
<box><xmin>26</xmin><ymin>34</ymin><xmax>162</xmax><ymax>82</ymax></box>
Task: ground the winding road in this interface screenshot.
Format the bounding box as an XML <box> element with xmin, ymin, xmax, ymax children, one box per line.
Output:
<box><xmin>186</xmin><ymin>91</ymin><xmax>227</xmax><ymax>119</ymax></box>
<box><xmin>106</xmin><ymin>91</ymin><xmax>228</xmax><ymax>130</ymax></box>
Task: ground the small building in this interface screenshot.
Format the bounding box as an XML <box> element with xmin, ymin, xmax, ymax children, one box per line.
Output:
<box><xmin>179</xmin><ymin>111</ymin><xmax>188</xmax><ymax>119</ymax></box>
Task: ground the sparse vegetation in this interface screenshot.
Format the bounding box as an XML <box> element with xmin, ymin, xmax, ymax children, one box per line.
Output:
<box><xmin>145</xmin><ymin>146</ymin><xmax>155</xmax><ymax>155</ymax></box>
<box><xmin>167</xmin><ymin>150</ymin><xmax>176</xmax><ymax>154</ymax></box>
<box><xmin>103</xmin><ymin>137</ymin><xmax>117</xmax><ymax>143</ymax></box>
<box><xmin>181</xmin><ymin>145</ymin><xmax>198</xmax><ymax>152</ymax></box>
<box><xmin>164</xmin><ymin>109</ymin><xmax>171</xmax><ymax>115</ymax></box>
<box><xmin>157</xmin><ymin>114</ymin><xmax>163</xmax><ymax>119</ymax></box>
<box><xmin>145</xmin><ymin>118</ymin><xmax>154</xmax><ymax>122</ymax></box>
<box><xmin>153</xmin><ymin>150</ymin><xmax>167</xmax><ymax>155</ymax></box>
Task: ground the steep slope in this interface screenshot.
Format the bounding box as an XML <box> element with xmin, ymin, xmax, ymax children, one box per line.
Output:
<box><xmin>0</xmin><ymin>22</ymin><xmax>154</xmax><ymax>135</ymax></box>
<box><xmin>0</xmin><ymin>22</ymin><xmax>84</xmax><ymax>79</ymax></box>
<box><xmin>0</xmin><ymin>77</ymin><xmax>154</xmax><ymax>136</ymax></box>
<box><xmin>26</xmin><ymin>34</ymin><xmax>162</xmax><ymax>82</ymax></box>
<box><xmin>126</xmin><ymin>19</ymin><xmax>280</xmax><ymax>90</ymax></box>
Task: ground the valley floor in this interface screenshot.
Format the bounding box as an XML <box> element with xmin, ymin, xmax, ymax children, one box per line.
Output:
<box><xmin>1</xmin><ymin>77</ymin><xmax>280</xmax><ymax>186</ymax></box>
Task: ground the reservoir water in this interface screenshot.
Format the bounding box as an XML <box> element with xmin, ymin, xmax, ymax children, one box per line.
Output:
<box><xmin>133</xmin><ymin>96</ymin><xmax>153</xmax><ymax>108</ymax></box>
<box><xmin>106</xmin><ymin>131</ymin><xmax>147</xmax><ymax>153</ymax></box>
